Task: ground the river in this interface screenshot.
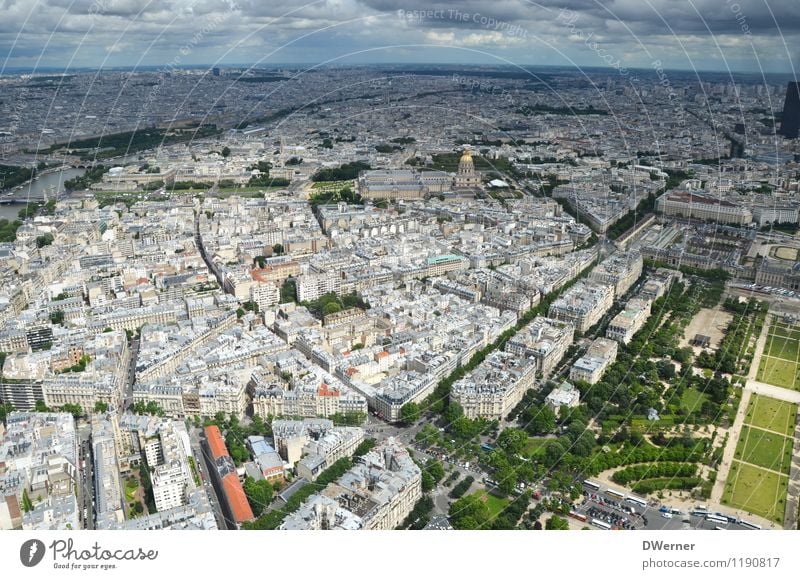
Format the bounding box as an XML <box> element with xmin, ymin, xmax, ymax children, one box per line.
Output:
<box><xmin>0</xmin><ymin>168</ymin><xmax>85</xmax><ymax>221</ymax></box>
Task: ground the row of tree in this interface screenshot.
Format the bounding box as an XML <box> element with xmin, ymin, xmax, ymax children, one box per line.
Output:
<box><xmin>611</xmin><ymin>461</ymin><xmax>698</xmax><ymax>485</ymax></box>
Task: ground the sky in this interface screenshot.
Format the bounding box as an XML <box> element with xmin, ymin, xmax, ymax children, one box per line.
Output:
<box><xmin>1</xmin><ymin>0</ymin><xmax>798</xmax><ymax>74</ymax></box>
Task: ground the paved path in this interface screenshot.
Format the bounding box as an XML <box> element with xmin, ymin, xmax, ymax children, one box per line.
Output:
<box><xmin>747</xmin><ymin>313</ymin><xmax>770</xmax><ymax>381</ymax></box>
<box><xmin>785</xmin><ymin>418</ymin><xmax>800</xmax><ymax>529</ymax></box>
<box><xmin>711</xmin><ymin>389</ymin><xmax>752</xmax><ymax>505</ymax></box>
<box><xmin>745</xmin><ymin>379</ymin><xmax>800</xmax><ymax>405</ymax></box>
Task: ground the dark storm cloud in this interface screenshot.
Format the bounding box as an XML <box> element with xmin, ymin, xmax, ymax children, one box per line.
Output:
<box><xmin>0</xmin><ymin>0</ymin><xmax>796</xmax><ymax>71</ymax></box>
<box><xmin>363</xmin><ymin>0</ymin><xmax>800</xmax><ymax>35</ymax></box>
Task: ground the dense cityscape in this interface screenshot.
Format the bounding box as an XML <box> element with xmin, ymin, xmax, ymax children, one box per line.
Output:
<box><xmin>0</xmin><ymin>58</ymin><xmax>799</xmax><ymax>535</ymax></box>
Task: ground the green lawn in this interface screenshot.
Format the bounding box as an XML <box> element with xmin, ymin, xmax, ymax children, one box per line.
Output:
<box><xmin>312</xmin><ymin>180</ymin><xmax>353</xmax><ymax>190</ymax></box>
<box><xmin>746</xmin><ymin>394</ymin><xmax>798</xmax><ymax>436</ymax></box>
<box><xmin>680</xmin><ymin>387</ymin><xmax>708</xmax><ymax>413</ymax></box>
<box><xmin>771</xmin><ymin>323</ymin><xmax>800</xmax><ymax>341</ymax></box>
<box><xmin>757</xmin><ymin>357</ymin><xmax>799</xmax><ymax>391</ymax></box>
<box><xmin>722</xmin><ymin>461</ymin><xmax>788</xmax><ymax>524</ymax></box>
<box><xmin>734</xmin><ymin>425</ymin><xmax>792</xmax><ymax>473</ymax></box>
<box><xmin>766</xmin><ymin>335</ymin><xmax>800</xmax><ymax>362</ymax></box>
<box><xmin>524</xmin><ymin>437</ymin><xmax>549</xmax><ymax>457</ymax></box>
<box><xmin>124</xmin><ymin>477</ymin><xmax>138</xmax><ymax>502</ymax></box>
<box><xmin>472</xmin><ymin>489</ymin><xmax>510</xmax><ymax>518</ymax></box>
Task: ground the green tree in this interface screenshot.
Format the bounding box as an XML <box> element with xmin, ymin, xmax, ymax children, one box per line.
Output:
<box><xmin>353</xmin><ymin>438</ymin><xmax>377</xmax><ymax>457</ymax></box>
<box><xmin>449</xmin><ymin>494</ymin><xmax>491</xmax><ymax>529</ymax></box>
<box><xmin>36</xmin><ymin>233</ymin><xmax>54</xmax><ymax>248</ymax></box>
<box><xmin>243</xmin><ymin>477</ymin><xmax>273</xmax><ymax>517</ymax></box>
<box><xmin>34</xmin><ymin>400</ymin><xmax>51</xmax><ymax>413</ymax></box>
<box><xmin>49</xmin><ymin>310</ymin><xmax>65</xmax><ymax>325</ymax></box>
<box><xmin>221</xmin><ymin>146</ymin><xmax>231</xmax><ymax>158</ymax></box>
<box><xmin>526</xmin><ymin>405</ymin><xmax>556</xmax><ymax>435</ymax></box>
<box><xmin>427</xmin><ymin>460</ymin><xmax>445</xmax><ymax>484</ymax></box>
<box><xmin>443</xmin><ymin>401</ymin><xmax>464</xmax><ymax>425</ymax></box>
<box><xmin>546</xmin><ymin>515</ymin><xmax>569</xmax><ymax>530</ymax></box>
<box><xmin>94</xmin><ymin>401</ymin><xmax>109</xmax><ymax>413</ymax></box>
<box><xmin>280</xmin><ymin>279</ymin><xmax>296</xmax><ymax>303</ymax></box>
<box><xmin>420</xmin><ymin>470</ymin><xmax>435</xmax><ymax>492</ymax></box>
<box><xmin>0</xmin><ymin>402</ymin><xmax>13</xmax><ymax>424</ymax></box>
<box><xmin>399</xmin><ymin>402</ymin><xmax>420</xmax><ymax>425</ymax></box>
<box><xmin>322</xmin><ymin>302</ymin><xmax>341</xmax><ymax>316</ymax></box>
<box><xmin>139</xmin><ymin>462</ymin><xmax>156</xmax><ymax>513</ymax></box>
<box><xmin>22</xmin><ymin>489</ymin><xmax>33</xmax><ymax>513</ymax></box>
<box><xmin>496</xmin><ymin>428</ymin><xmax>527</xmax><ymax>456</ymax></box>
<box><xmin>272</xmin><ymin>243</ymin><xmax>284</xmax><ymax>255</ymax></box>
<box><xmin>60</xmin><ymin>404</ymin><xmax>83</xmax><ymax>419</ymax></box>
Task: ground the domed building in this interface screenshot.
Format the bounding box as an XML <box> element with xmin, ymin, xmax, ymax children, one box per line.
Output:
<box><xmin>453</xmin><ymin>146</ymin><xmax>482</xmax><ymax>189</ymax></box>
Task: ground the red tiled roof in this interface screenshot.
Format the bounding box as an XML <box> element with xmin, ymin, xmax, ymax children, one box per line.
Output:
<box><xmin>222</xmin><ymin>473</ymin><xmax>254</xmax><ymax>523</ymax></box>
<box><xmin>204</xmin><ymin>425</ymin><xmax>228</xmax><ymax>460</ymax></box>
<box><xmin>318</xmin><ymin>383</ymin><xmax>340</xmax><ymax>397</ymax></box>
<box><xmin>5</xmin><ymin>494</ymin><xmax>21</xmax><ymax>521</ymax></box>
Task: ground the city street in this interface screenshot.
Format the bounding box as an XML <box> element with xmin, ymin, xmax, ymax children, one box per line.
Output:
<box><xmin>77</xmin><ymin>423</ymin><xmax>94</xmax><ymax>530</ymax></box>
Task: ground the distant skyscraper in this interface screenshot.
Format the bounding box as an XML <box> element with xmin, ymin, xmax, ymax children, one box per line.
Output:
<box><xmin>780</xmin><ymin>82</ymin><xmax>800</xmax><ymax>139</ymax></box>
<box><xmin>212</xmin><ymin>67</ymin><xmax>220</xmax><ymax>77</ymax></box>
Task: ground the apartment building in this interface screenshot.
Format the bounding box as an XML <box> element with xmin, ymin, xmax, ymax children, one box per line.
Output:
<box><xmin>606</xmin><ymin>297</ymin><xmax>652</xmax><ymax>344</ymax></box>
<box><xmin>589</xmin><ymin>251</ymin><xmax>643</xmax><ymax>297</ymax></box>
<box><xmin>545</xmin><ymin>381</ymin><xmax>580</xmax><ymax>415</ymax></box>
<box><xmin>0</xmin><ymin>412</ymin><xmax>79</xmax><ymax>530</ymax></box>
<box><xmin>506</xmin><ymin>316</ymin><xmax>574</xmax><ymax>378</ymax></box>
<box><xmin>570</xmin><ymin>338</ymin><xmax>618</xmax><ymax>384</ymax></box>
<box><xmin>296</xmin><ymin>427</ymin><xmax>365</xmax><ymax>480</ymax></box>
<box><xmin>280</xmin><ymin>439</ymin><xmax>421</xmax><ymax>530</ymax></box>
<box><xmin>656</xmin><ymin>190</ymin><xmax>753</xmax><ymax>225</ymax></box>
<box><xmin>296</xmin><ymin>272</ymin><xmax>342</xmax><ymax>302</ymax></box>
<box><xmin>548</xmin><ymin>281</ymin><xmax>614</xmax><ymax>333</ymax></box>
<box><xmin>450</xmin><ymin>351</ymin><xmax>537</xmax><ymax>420</ymax></box>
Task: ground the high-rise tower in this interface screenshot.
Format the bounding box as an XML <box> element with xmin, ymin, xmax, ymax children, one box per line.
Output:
<box><xmin>780</xmin><ymin>82</ymin><xmax>800</xmax><ymax>139</ymax></box>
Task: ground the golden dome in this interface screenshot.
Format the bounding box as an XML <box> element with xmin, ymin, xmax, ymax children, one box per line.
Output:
<box><xmin>459</xmin><ymin>148</ymin><xmax>473</xmax><ymax>163</ymax></box>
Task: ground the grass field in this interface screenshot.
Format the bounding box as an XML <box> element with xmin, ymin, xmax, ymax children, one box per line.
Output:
<box><xmin>524</xmin><ymin>437</ymin><xmax>548</xmax><ymax>457</ymax></box>
<box><xmin>721</xmin><ymin>393</ymin><xmax>796</xmax><ymax>525</ymax></box>
<box><xmin>746</xmin><ymin>394</ymin><xmax>798</xmax><ymax>436</ymax></box>
<box><xmin>472</xmin><ymin>489</ymin><xmax>510</xmax><ymax>518</ymax></box>
<box><xmin>772</xmin><ymin>323</ymin><xmax>800</xmax><ymax>341</ymax></box>
<box><xmin>734</xmin><ymin>425</ymin><xmax>793</xmax><ymax>472</ymax></box>
<box><xmin>681</xmin><ymin>387</ymin><xmax>708</xmax><ymax>413</ymax></box>
<box><xmin>311</xmin><ymin>180</ymin><xmax>353</xmax><ymax>191</ymax></box>
<box><xmin>721</xmin><ymin>461</ymin><xmax>788</xmax><ymax>524</ymax></box>
<box><xmin>766</xmin><ymin>335</ymin><xmax>800</xmax><ymax>361</ymax></box>
<box><xmin>124</xmin><ymin>476</ymin><xmax>139</xmax><ymax>504</ymax></box>
<box><xmin>756</xmin><ymin>320</ymin><xmax>800</xmax><ymax>391</ymax></box>
<box><xmin>757</xmin><ymin>357</ymin><xmax>800</xmax><ymax>391</ymax></box>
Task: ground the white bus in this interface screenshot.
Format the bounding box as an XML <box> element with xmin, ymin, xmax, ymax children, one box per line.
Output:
<box><xmin>625</xmin><ymin>495</ymin><xmax>647</xmax><ymax>508</ymax></box>
<box><xmin>605</xmin><ymin>489</ymin><xmax>625</xmax><ymax>500</ymax></box>
<box><xmin>591</xmin><ymin>518</ymin><xmax>612</xmax><ymax>530</ymax></box>
<box><xmin>740</xmin><ymin>520</ymin><xmax>762</xmax><ymax>530</ymax></box>
<box><xmin>705</xmin><ymin>514</ymin><xmax>728</xmax><ymax>525</ymax></box>
<box><xmin>583</xmin><ymin>480</ymin><xmax>601</xmax><ymax>491</ymax></box>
